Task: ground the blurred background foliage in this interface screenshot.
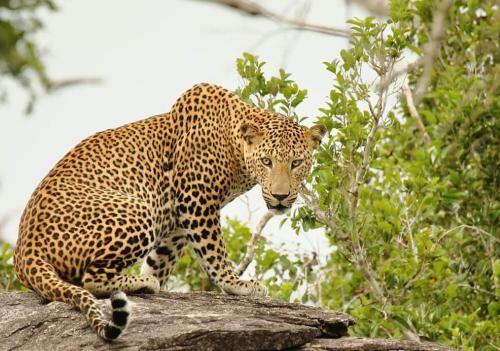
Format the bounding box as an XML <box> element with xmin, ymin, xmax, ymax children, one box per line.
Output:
<box><xmin>0</xmin><ymin>0</ymin><xmax>56</xmax><ymax>113</ymax></box>
<box><xmin>1</xmin><ymin>0</ymin><xmax>498</xmax><ymax>350</ymax></box>
<box><xmin>0</xmin><ymin>0</ymin><xmax>56</xmax><ymax>289</ymax></box>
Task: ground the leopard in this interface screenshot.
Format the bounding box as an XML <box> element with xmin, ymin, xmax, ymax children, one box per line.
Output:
<box><xmin>13</xmin><ymin>83</ymin><xmax>326</xmax><ymax>341</ymax></box>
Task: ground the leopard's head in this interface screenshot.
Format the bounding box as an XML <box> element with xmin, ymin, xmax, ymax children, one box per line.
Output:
<box><xmin>240</xmin><ymin>116</ymin><xmax>326</xmax><ymax>214</ymax></box>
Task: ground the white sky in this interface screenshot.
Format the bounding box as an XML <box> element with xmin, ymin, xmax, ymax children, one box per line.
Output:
<box><xmin>0</xmin><ymin>0</ymin><xmax>371</xmax><ymax>264</ymax></box>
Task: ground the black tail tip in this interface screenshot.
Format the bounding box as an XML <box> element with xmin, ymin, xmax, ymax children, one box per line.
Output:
<box><xmin>104</xmin><ymin>324</ymin><xmax>122</xmax><ymax>340</ymax></box>
<box><xmin>103</xmin><ymin>291</ymin><xmax>130</xmax><ymax>341</ymax></box>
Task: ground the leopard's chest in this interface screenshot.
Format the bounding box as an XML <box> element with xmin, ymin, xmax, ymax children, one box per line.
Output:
<box><xmin>221</xmin><ymin>172</ymin><xmax>256</xmax><ymax>208</ymax></box>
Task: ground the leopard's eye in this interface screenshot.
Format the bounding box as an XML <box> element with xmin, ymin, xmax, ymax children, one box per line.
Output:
<box><xmin>291</xmin><ymin>159</ymin><xmax>303</xmax><ymax>169</ymax></box>
<box><xmin>261</xmin><ymin>158</ymin><xmax>272</xmax><ymax>167</ymax></box>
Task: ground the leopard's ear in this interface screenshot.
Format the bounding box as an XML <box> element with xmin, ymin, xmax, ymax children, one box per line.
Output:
<box><xmin>306</xmin><ymin>124</ymin><xmax>327</xmax><ymax>149</ymax></box>
<box><xmin>240</xmin><ymin>123</ymin><xmax>262</xmax><ymax>145</ymax></box>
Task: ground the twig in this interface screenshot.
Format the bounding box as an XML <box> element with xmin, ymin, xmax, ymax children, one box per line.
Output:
<box><xmin>238</xmin><ymin>194</ymin><xmax>256</xmax><ymax>223</ymax></box>
<box><xmin>403</xmin><ymin>217</ymin><xmax>419</xmax><ymax>260</ymax></box>
<box><xmin>402</xmin><ymin>80</ymin><xmax>431</xmax><ymax>145</ymax></box>
<box><xmin>437</xmin><ymin>224</ymin><xmax>499</xmax><ymax>244</ymax></box>
<box><xmin>341</xmin><ymin>291</ymin><xmax>367</xmax><ymax>312</ymax></box>
<box><xmin>403</xmin><ymin>262</ymin><xmax>427</xmax><ymax>291</ymax></box>
<box><xmin>47</xmin><ymin>77</ymin><xmax>102</xmax><ymax>92</ymax></box>
<box><xmin>300</xmin><ymin>190</ymin><xmax>336</xmax><ymax>230</ymax></box>
<box><xmin>203</xmin><ymin>0</ymin><xmax>351</xmax><ymax>38</ymax></box>
<box><xmin>413</xmin><ymin>0</ymin><xmax>454</xmax><ymax>105</ymax></box>
<box><xmin>237</xmin><ymin>211</ymin><xmax>274</xmax><ymax>276</ymax></box>
<box><xmin>355</xmin><ymin>252</ymin><xmax>386</xmax><ymax>301</ymax></box>
<box><xmin>350</xmin><ymin>32</ymin><xmax>392</xmax><ymax>216</ymax></box>
<box><xmin>457</xmin><ymin>283</ymin><xmax>499</xmax><ymax>298</ymax></box>
<box><xmin>349</xmin><ymin>97</ymin><xmax>383</xmax><ymax>216</ymax></box>
<box><xmin>378</xmin><ymin>58</ymin><xmax>422</xmax><ymax>92</ymax></box>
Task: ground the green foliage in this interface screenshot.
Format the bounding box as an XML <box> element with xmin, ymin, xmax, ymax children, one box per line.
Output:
<box><xmin>236</xmin><ymin>52</ymin><xmax>308</xmax><ymax>122</ymax></box>
<box><xmin>228</xmin><ymin>1</ymin><xmax>499</xmax><ymax>349</ymax></box>
<box><xmin>0</xmin><ymin>0</ymin><xmax>57</xmax><ymax>112</ymax></box>
<box><xmin>0</xmin><ymin>243</ymin><xmax>24</xmax><ymax>291</ymax></box>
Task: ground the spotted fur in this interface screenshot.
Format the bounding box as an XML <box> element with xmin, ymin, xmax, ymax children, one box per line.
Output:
<box><xmin>14</xmin><ymin>83</ymin><xmax>325</xmax><ymax>340</ymax></box>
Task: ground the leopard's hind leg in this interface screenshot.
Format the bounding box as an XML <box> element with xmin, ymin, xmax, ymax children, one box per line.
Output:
<box><xmin>82</xmin><ymin>265</ymin><xmax>160</xmax><ymax>297</ymax></box>
<box><xmin>140</xmin><ymin>231</ymin><xmax>187</xmax><ymax>287</ymax></box>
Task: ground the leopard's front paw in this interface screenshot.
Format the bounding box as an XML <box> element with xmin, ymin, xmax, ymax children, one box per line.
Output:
<box><xmin>134</xmin><ymin>274</ymin><xmax>160</xmax><ymax>294</ymax></box>
<box><xmin>221</xmin><ymin>279</ymin><xmax>267</xmax><ymax>297</ymax></box>
<box><xmin>248</xmin><ymin>279</ymin><xmax>267</xmax><ymax>297</ymax></box>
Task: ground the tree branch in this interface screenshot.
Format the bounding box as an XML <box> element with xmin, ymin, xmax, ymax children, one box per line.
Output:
<box><xmin>413</xmin><ymin>0</ymin><xmax>453</xmax><ymax>105</ymax></box>
<box><xmin>300</xmin><ymin>187</ymin><xmax>338</xmax><ymax>233</ymax></box>
<box><xmin>237</xmin><ymin>211</ymin><xmax>274</xmax><ymax>276</ymax></box>
<box><xmin>203</xmin><ymin>0</ymin><xmax>351</xmax><ymax>38</ymax></box>
<box><xmin>378</xmin><ymin>0</ymin><xmax>453</xmax><ymax>96</ymax></box>
<box><xmin>47</xmin><ymin>77</ymin><xmax>102</xmax><ymax>92</ymax></box>
<box><xmin>350</xmin><ymin>98</ymin><xmax>383</xmax><ymax>216</ymax></box>
<box><xmin>377</xmin><ymin>58</ymin><xmax>422</xmax><ymax>92</ymax></box>
<box><xmin>402</xmin><ymin>80</ymin><xmax>431</xmax><ymax>145</ymax></box>
<box><xmin>346</xmin><ymin>46</ymin><xmax>394</xmax><ymax>303</ymax></box>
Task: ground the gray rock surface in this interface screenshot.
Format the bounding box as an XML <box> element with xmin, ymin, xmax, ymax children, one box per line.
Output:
<box><xmin>0</xmin><ymin>291</ymin><xmax>353</xmax><ymax>351</ymax></box>
<box><xmin>0</xmin><ymin>291</ymin><xmax>452</xmax><ymax>351</ymax></box>
<box><xmin>297</xmin><ymin>337</ymin><xmax>453</xmax><ymax>350</ymax></box>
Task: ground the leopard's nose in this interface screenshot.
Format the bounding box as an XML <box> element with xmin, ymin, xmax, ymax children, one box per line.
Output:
<box><xmin>271</xmin><ymin>193</ymin><xmax>289</xmax><ymax>201</ymax></box>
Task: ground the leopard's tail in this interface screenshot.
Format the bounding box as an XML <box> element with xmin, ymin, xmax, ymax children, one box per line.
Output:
<box><xmin>16</xmin><ymin>257</ymin><xmax>130</xmax><ymax>341</ymax></box>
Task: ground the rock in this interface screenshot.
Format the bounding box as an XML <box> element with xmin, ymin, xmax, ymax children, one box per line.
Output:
<box><xmin>0</xmin><ymin>291</ymin><xmax>353</xmax><ymax>351</ymax></box>
<box><xmin>0</xmin><ymin>291</ymin><xmax>452</xmax><ymax>351</ymax></box>
<box><xmin>296</xmin><ymin>337</ymin><xmax>454</xmax><ymax>351</ymax></box>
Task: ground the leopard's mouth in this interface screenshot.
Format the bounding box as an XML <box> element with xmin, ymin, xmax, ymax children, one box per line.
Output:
<box><xmin>266</xmin><ymin>203</ymin><xmax>290</xmax><ymax>215</ymax></box>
